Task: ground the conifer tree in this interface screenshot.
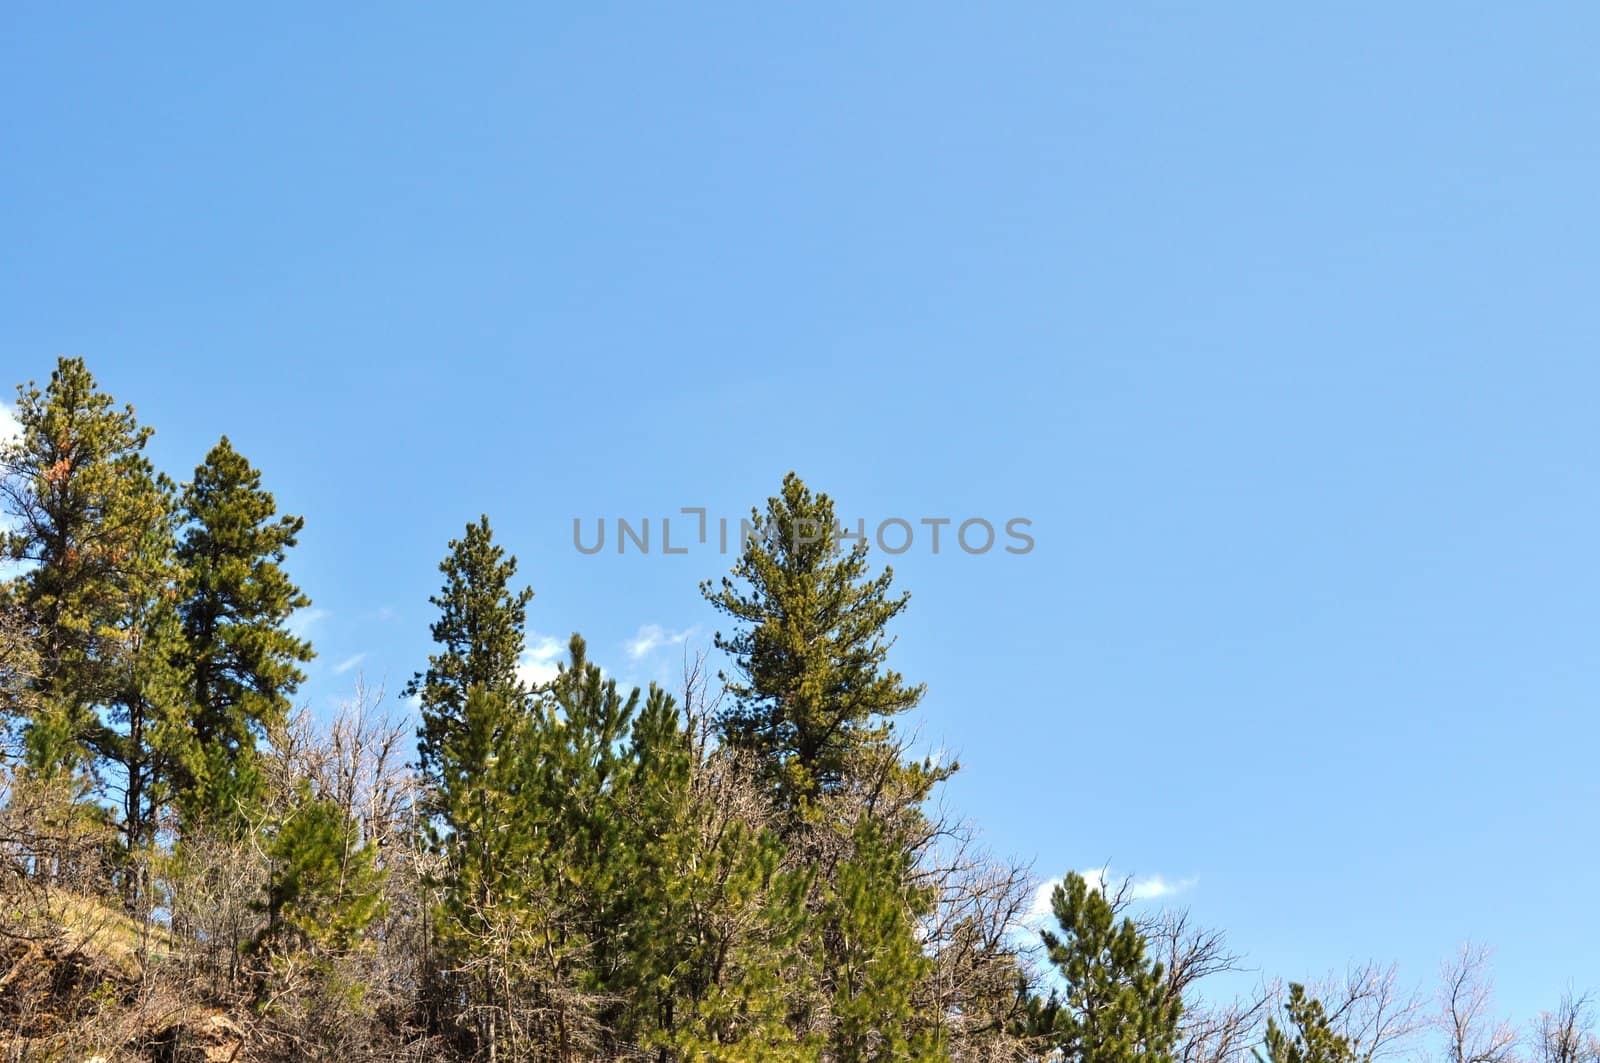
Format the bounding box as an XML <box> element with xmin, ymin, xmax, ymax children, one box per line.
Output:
<box><xmin>171</xmin><ymin>436</ymin><xmax>314</xmax><ymax>830</ymax></box>
<box><xmin>825</xmin><ymin>817</ymin><xmax>943</xmax><ymax>1062</ymax></box>
<box><xmin>1256</xmin><ymin>985</ymin><xmax>1362</xmax><ymax>1063</ymax></box>
<box><xmin>601</xmin><ymin>685</ymin><xmax>815</xmax><ymax>1060</ymax></box>
<box><xmin>522</xmin><ymin>635</ymin><xmax>640</xmax><ymax>1058</ymax></box>
<box><xmin>1037</xmin><ymin>871</ymin><xmax>1182</xmax><ymax>1063</ymax></box>
<box><xmin>406</xmin><ymin>515</ymin><xmax>532</xmax><ymax>793</ymax></box>
<box><xmin>0</xmin><ymin>357</ymin><xmax>173</xmax><ymax>779</ymax></box>
<box><xmin>1</xmin><ymin>357</ymin><xmax>181</xmax><ymax>902</ymax></box>
<box><xmin>702</xmin><ymin>472</ymin><xmax>928</xmax><ymax>811</ymax></box>
<box><xmin>706</xmin><ymin>475</ymin><xmax>954</xmax><ymax>1057</ymax></box>
<box><xmin>259</xmin><ymin>782</ymin><xmax>387</xmax><ymax>955</ymax></box>
<box><xmin>405</xmin><ymin>516</ymin><xmax>535</xmax><ymax>1059</ymax></box>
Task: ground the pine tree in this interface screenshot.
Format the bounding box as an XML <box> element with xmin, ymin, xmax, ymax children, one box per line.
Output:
<box><xmin>705</xmin><ymin>475</ymin><xmax>953</xmax><ymax>1057</ymax></box>
<box><xmin>1</xmin><ymin>358</ymin><xmax>181</xmax><ymax>903</ymax></box>
<box><xmin>601</xmin><ymin>685</ymin><xmax>816</xmax><ymax>1060</ymax></box>
<box><xmin>825</xmin><ymin>817</ymin><xmax>943</xmax><ymax>1062</ymax></box>
<box><xmin>0</xmin><ymin>357</ymin><xmax>173</xmax><ymax>780</ymax></box>
<box><xmin>259</xmin><ymin>782</ymin><xmax>387</xmax><ymax>955</ymax></box>
<box><xmin>406</xmin><ymin>515</ymin><xmax>532</xmax><ymax>794</ymax></box>
<box><xmin>525</xmin><ymin>635</ymin><xmax>640</xmax><ymax>1058</ymax></box>
<box><xmin>405</xmin><ymin>516</ymin><xmax>535</xmax><ymax>1059</ymax></box>
<box><xmin>702</xmin><ymin>472</ymin><xmax>929</xmax><ymax>812</ymax></box>
<box><xmin>1256</xmin><ymin>985</ymin><xmax>1362</xmax><ymax>1063</ymax></box>
<box><xmin>1037</xmin><ymin>871</ymin><xmax>1182</xmax><ymax>1063</ymax></box>
<box><xmin>171</xmin><ymin>436</ymin><xmax>314</xmax><ymax>830</ymax></box>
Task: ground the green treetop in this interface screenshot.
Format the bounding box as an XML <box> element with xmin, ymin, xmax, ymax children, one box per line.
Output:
<box><xmin>405</xmin><ymin>515</ymin><xmax>533</xmax><ymax>791</ymax></box>
<box><xmin>0</xmin><ymin>356</ymin><xmax>173</xmax><ymax>778</ymax></box>
<box><xmin>1256</xmin><ymin>985</ymin><xmax>1363</xmax><ymax>1063</ymax></box>
<box><xmin>702</xmin><ymin>473</ymin><xmax>926</xmax><ymax>811</ymax></box>
<box><xmin>172</xmin><ymin>436</ymin><xmax>314</xmax><ymax>829</ymax></box>
<box><xmin>405</xmin><ymin>517</ymin><xmax>538</xmax><ymax>1058</ymax></box>
<box><xmin>1037</xmin><ymin>871</ymin><xmax>1182</xmax><ymax>1063</ymax></box>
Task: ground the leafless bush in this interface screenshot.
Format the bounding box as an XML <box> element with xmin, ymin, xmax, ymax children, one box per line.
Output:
<box><xmin>1298</xmin><ymin>959</ymin><xmax>1428</xmax><ymax>1062</ymax></box>
<box><xmin>1136</xmin><ymin>907</ymin><xmax>1272</xmax><ymax>1063</ymax></box>
<box><xmin>1533</xmin><ymin>989</ymin><xmax>1600</xmax><ymax>1063</ymax></box>
<box><xmin>1437</xmin><ymin>944</ymin><xmax>1521</xmax><ymax>1063</ymax></box>
<box><xmin>919</xmin><ymin>823</ymin><xmax>1039</xmax><ymax>1060</ymax></box>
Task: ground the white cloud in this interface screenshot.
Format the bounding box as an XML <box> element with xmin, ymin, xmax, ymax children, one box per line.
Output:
<box><xmin>289</xmin><ymin>607</ymin><xmax>328</xmax><ymax>639</ymax></box>
<box><xmin>1026</xmin><ymin>869</ymin><xmax>1197</xmax><ymax>924</ymax></box>
<box><xmin>333</xmin><ymin>653</ymin><xmax>368</xmax><ymax>676</ymax></box>
<box><xmin>625</xmin><ymin>623</ymin><xmax>694</xmax><ymax>661</ymax></box>
<box><xmin>517</xmin><ymin>634</ymin><xmax>568</xmax><ymax>688</ymax></box>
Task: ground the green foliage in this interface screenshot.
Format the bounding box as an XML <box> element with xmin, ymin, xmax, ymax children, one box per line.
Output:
<box><xmin>602</xmin><ymin>686</ymin><xmax>817</xmax><ymax>1058</ymax></box>
<box><xmin>703</xmin><ymin>473</ymin><xmax>929</xmax><ymax>811</ymax></box>
<box><xmin>0</xmin><ymin>362</ymin><xmax>1044</xmax><ymax>1061</ymax></box>
<box><xmin>702</xmin><ymin>474</ymin><xmax>956</xmax><ymax>1059</ymax></box>
<box><xmin>405</xmin><ymin>514</ymin><xmax>533</xmax><ymax>794</ymax></box>
<box><xmin>170</xmin><ymin>436</ymin><xmax>313</xmax><ymax>831</ymax></box>
<box><xmin>825</xmin><ymin>817</ymin><xmax>943</xmax><ymax>1062</ymax></box>
<box><xmin>1257</xmin><ymin>984</ymin><xmax>1362</xmax><ymax>1063</ymax></box>
<box><xmin>260</xmin><ymin>783</ymin><xmax>386</xmax><ymax>955</ymax></box>
<box><xmin>0</xmin><ymin>356</ymin><xmax>185</xmax><ymax>892</ymax></box>
<box><xmin>404</xmin><ymin>517</ymin><xmax>539</xmax><ymax>1053</ymax></box>
<box><xmin>1038</xmin><ymin>871</ymin><xmax>1181</xmax><ymax>1063</ymax></box>
<box><xmin>0</xmin><ymin>356</ymin><xmax>174</xmax><ymax>784</ymax></box>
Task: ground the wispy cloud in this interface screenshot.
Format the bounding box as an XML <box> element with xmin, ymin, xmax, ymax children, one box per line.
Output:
<box><xmin>518</xmin><ymin>634</ymin><xmax>568</xmax><ymax>688</ymax></box>
<box><xmin>333</xmin><ymin>653</ymin><xmax>368</xmax><ymax>676</ymax></box>
<box><xmin>625</xmin><ymin>623</ymin><xmax>694</xmax><ymax>661</ymax></box>
<box><xmin>1026</xmin><ymin>869</ymin><xmax>1197</xmax><ymax>924</ymax></box>
<box><xmin>288</xmin><ymin>607</ymin><xmax>328</xmax><ymax>640</ymax></box>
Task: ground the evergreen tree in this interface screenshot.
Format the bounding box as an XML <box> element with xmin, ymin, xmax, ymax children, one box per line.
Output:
<box><xmin>602</xmin><ymin>685</ymin><xmax>816</xmax><ymax>1060</ymax></box>
<box><xmin>405</xmin><ymin>516</ymin><xmax>535</xmax><ymax>1059</ymax></box>
<box><xmin>1037</xmin><ymin>871</ymin><xmax>1182</xmax><ymax>1063</ymax></box>
<box><xmin>1</xmin><ymin>357</ymin><xmax>181</xmax><ymax>904</ymax></box>
<box><xmin>171</xmin><ymin>436</ymin><xmax>313</xmax><ymax>830</ymax></box>
<box><xmin>702</xmin><ymin>472</ymin><xmax>928</xmax><ymax>812</ymax></box>
<box><xmin>1256</xmin><ymin>985</ymin><xmax>1362</xmax><ymax>1063</ymax></box>
<box><xmin>825</xmin><ymin>817</ymin><xmax>943</xmax><ymax>1062</ymax></box>
<box><xmin>524</xmin><ymin>635</ymin><xmax>640</xmax><ymax>1058</ymax></box>
<box><xmin>259</xmin><ymin>782</ymin><xmax>387</xmax><ymax>955</ymax></box>
<box><xmin>0</xmin><ymin>357</ymin><xmax>173</xmax><ymax>780</ymax></box>
<box><xmin>406</xmin><ymin>515</ymin><xmax>532</xmax><ymax>793</ymax></box>
<box><xmin>706</xmin><ymin>475</ymin><xmax>954</xmax><ymax>1057</ymax></box>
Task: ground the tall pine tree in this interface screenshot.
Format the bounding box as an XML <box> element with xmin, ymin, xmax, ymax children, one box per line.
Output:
<box><xmin>0</xmin><ymin>357</ymin><xmax>173</xmax><ymax>782</ymax></box>
<box><xmin>407</xmin><ymin>515</ymin><xmax>532</xmax><ymax>793</ymax></box>
<box><xmin>702</xmin><ymin>472</ymin><xmax>928</xmax><ymax>812</ymax></box>
<box><xmin>405</xmin><ymin>516</ymin><xmax>535</xmax><ymax>1060</ymax></box>
<box><xmin>0</xmin><ymin>357</ymin><xmax>181</xmax><ymax>905</ymax></box>
<box><xmin>171</xmin><ymin>436</ymin><xmax>314</xmax><ymax>830</ymax></box>
<box><xmin>705</xmin><ymin>474</ymin><xmax>953</xmax><ymax>1059</ymax></box>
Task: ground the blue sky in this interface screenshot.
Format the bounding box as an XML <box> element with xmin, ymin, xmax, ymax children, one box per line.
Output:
<box><xmin>4</xmin><ymin>2</ymin><xmax>1598</xmax><ymax>1024</ymax></box>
